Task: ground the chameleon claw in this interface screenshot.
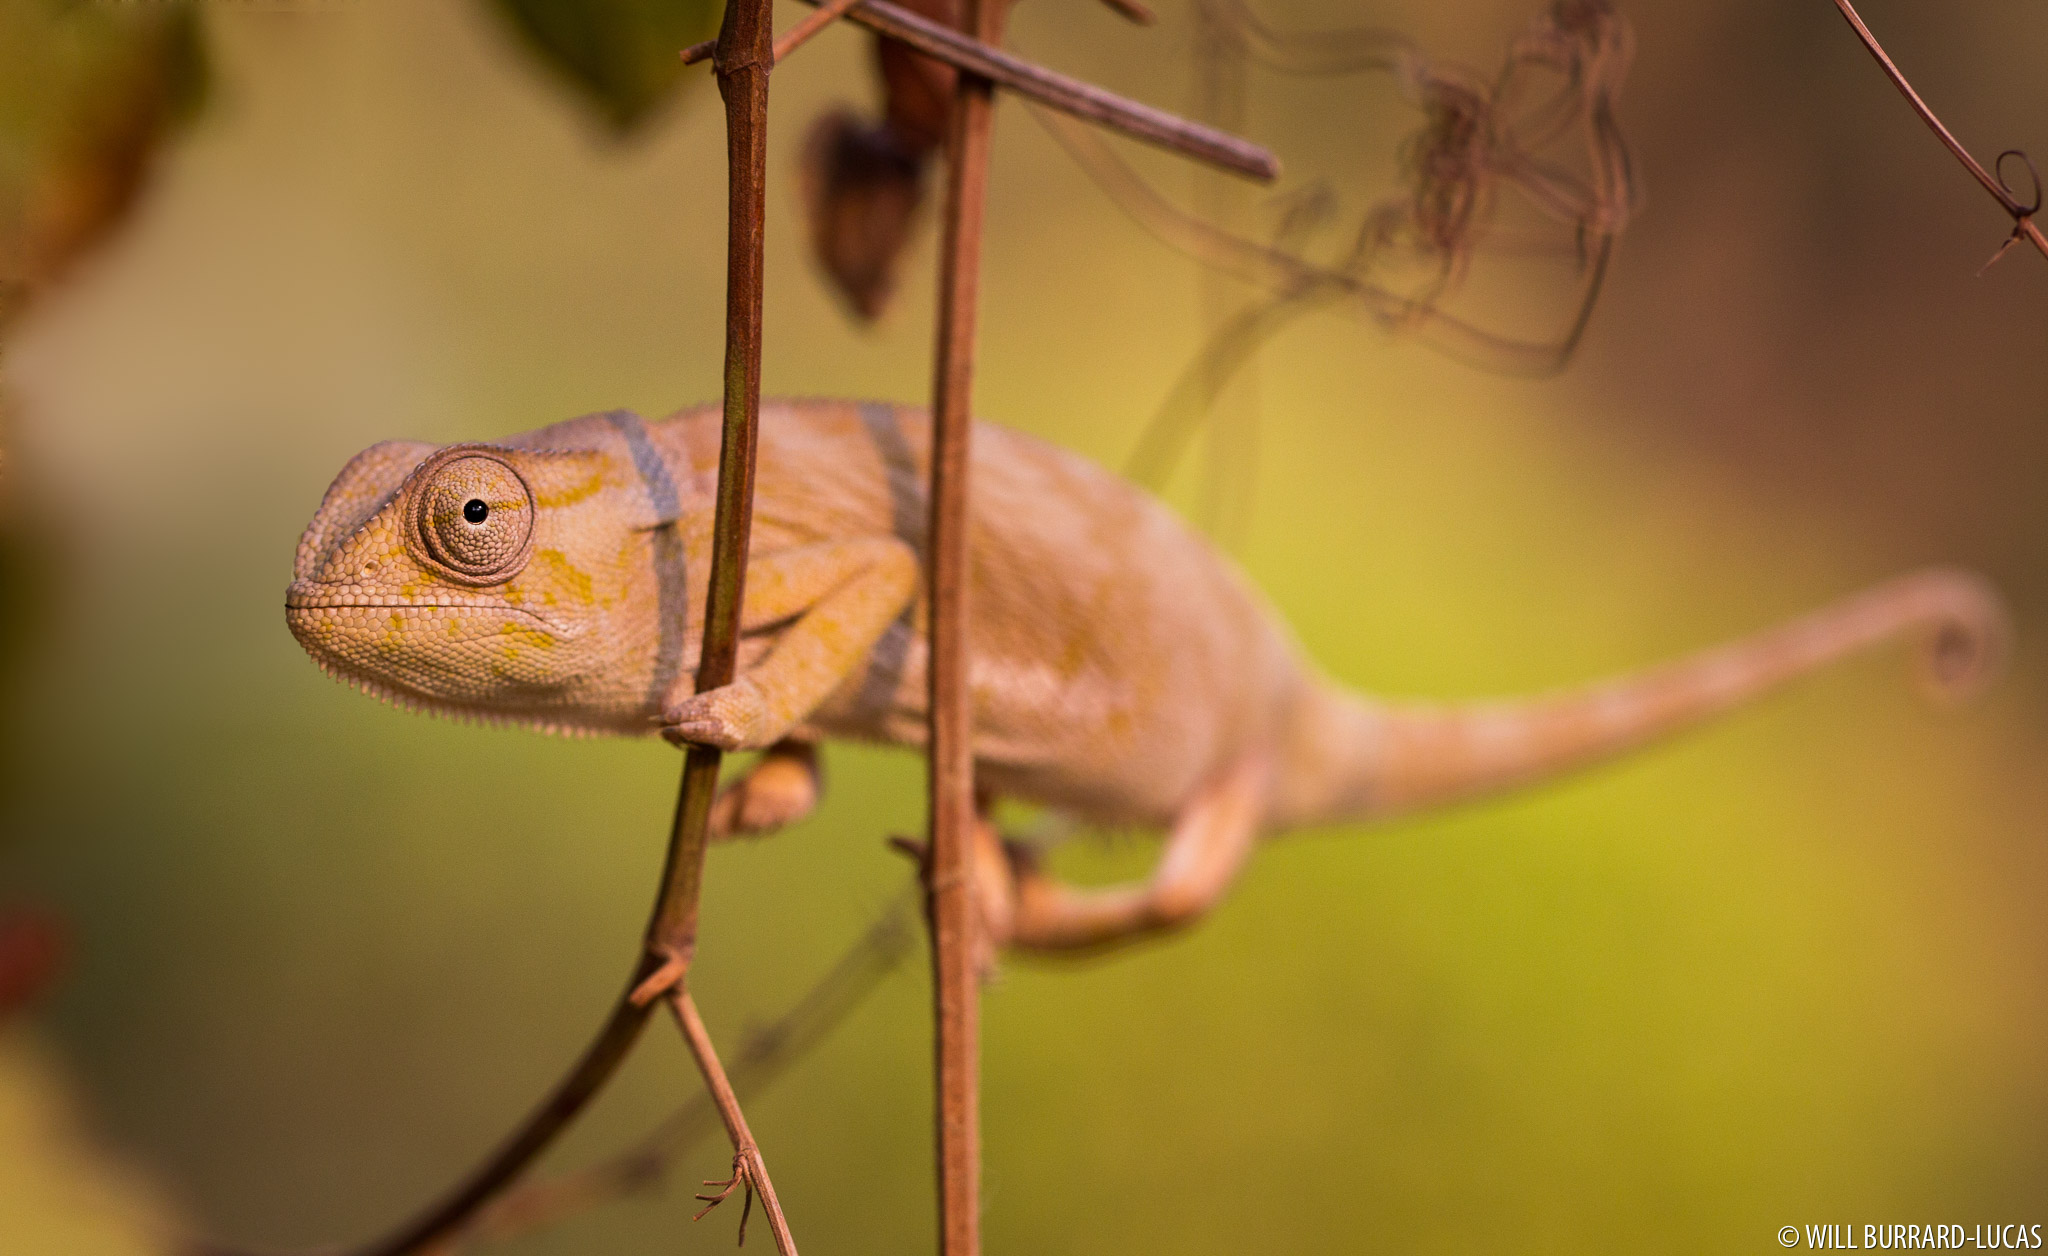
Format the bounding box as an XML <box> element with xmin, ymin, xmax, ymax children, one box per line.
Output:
<box><xmin>886</xmin><ymin>834</ymin><xmax>929</xmax><ymax>867</ymax></box>
<box><xmin>662</xmin><ymin>719</ymin><xmax>742</xmax><ymax>751</ymax></box>
<box><xmin>662</xmin><ymin>679</ymin><xmax>771</xmax><ymax>751</ymax></box>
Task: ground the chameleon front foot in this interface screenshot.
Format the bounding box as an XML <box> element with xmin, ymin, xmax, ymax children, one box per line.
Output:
<box><xmin>663</xmin><ymin>679</ymin><xmax>774</xmax><ymax>751</ymax></box>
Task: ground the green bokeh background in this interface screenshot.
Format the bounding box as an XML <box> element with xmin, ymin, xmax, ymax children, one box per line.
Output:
<box><xmin>2</xmin><ymin>0</ymin><xmax>2045</xmax><ymax>1252</ymax></box>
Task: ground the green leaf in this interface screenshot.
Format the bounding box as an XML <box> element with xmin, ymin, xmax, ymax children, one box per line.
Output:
<box><xmin>487</xmin><ymin>0</ymin><xmax>726</xmax><ymax>135</ymax></box>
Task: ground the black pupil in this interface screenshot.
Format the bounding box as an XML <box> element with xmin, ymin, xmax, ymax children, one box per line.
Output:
<box><xmin>463</xmin><ymin>499</ymin><xmax>489</xmax><ymax>524</ymax></box>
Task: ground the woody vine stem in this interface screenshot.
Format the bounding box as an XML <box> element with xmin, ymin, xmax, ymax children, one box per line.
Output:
<box><xmin>924</xmin><ymin>0</ymin><xmax>1004</xmax><ymax>1246</ymax></box>
<box><xmin>1831</xmin><ymin>0</ymin><xmax>2045</xmax><ymax>266</ymax></box>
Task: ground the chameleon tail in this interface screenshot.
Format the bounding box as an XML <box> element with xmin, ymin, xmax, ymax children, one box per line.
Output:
<box><xmin>1276</xmin><ymin>568</ymin><xmax>2007</xmax><ymax>827</ymax></box>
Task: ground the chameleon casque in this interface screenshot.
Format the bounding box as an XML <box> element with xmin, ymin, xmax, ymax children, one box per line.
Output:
<box><xmin>286</xmin><ymin>400</ymin><xmax>2005</xmax><ymax>952</ymax></box>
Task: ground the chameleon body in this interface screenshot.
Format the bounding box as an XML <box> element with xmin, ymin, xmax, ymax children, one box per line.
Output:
<box><xmin>286</xmin><ymin>400</ymin><xmax>2004</xmax><ymax>950</ymax></box>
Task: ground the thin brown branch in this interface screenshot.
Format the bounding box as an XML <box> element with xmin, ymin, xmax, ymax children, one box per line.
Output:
<box><xmin>635</xmin><ymin>0</ymin><xmax>778</xmax><ymax>1003</ymax></box>
<box><xmin>684</xmin><ymin>0</ymin><xmax>873</xmax><ymax>68</ymax></box>
<box><xmin>789</xmin><ymin>0</ymin><xmax>1277</xmax><ymax>181</ymax></box>
<box><xmin>696</xmin><ymin>0</ymin><xmax>1271</xmax><ymax>178</ymax></box>
<box><xmin>450</xmin><ymin>893</ymin><xmax>918</xmax><ymax>1251</ymax></box>
<box><xmin>774</xmin><ymin>0</ymin><xmax>866</xmax><ymax>63</ymax></box>
<box><xmin>651</xmin><ymin>2</ymin><xmax>802</xmax><ymax>1252</ymax></box>
<box><xmin>670</xmin><ymin>990</ymin><xmax>799</xmax><ymax>1252</ymax></box>
<box><xmin>925</xmin><ymin>0</ymin><xmax>1004</xmax><ymax>1250</ymax></box>
<box><xmin>190</xmin><ymin>4</ymin><xmax>789</xmax><ymax>1255</ymax></box>
<box><xmin>1831</xmin><ymin>0</ymin><xmax>2048</xmax><ymax>265</ymax></box>
<box><xmin>1095</xmin><ymin>0</ymin><xmax>1157</xmax><ymax>27</ymax></box>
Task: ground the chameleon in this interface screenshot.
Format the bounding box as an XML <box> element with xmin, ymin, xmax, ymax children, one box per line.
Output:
<box><xmin>285</xmin><ymin>400</ymin><xmax>2005</xmax><ymax>953</ymax></box>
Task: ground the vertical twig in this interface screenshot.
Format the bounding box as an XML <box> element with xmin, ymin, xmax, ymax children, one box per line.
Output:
<box><xmin>925</xmin><ymin>0</ymin><xmax>1003</xmax><ymax>1251</ymax></box>
<box><xmin>193</xmin><ymin>4</ymin><xmax>790</xmax><ymax>1256</ymax></box>
<box><xmin>636</xmin><ymin>0</ymin><xmax>774</xmax><ymax>999</ymax></box>
<box><xmin>639</xmin><ymin>0</ymin><xmax>802</xmax><ymax>1249</ymax></box>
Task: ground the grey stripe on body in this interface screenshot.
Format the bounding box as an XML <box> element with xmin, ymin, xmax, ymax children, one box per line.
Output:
<box><xmin>601</xmin><ymin>409</ymin><xmax>690</xmax><ymax>711</ymax></box>
<box><xmin>854</xmin><ymin>401</ymin><xmax>919</xmax><ymax>722</ymax></box>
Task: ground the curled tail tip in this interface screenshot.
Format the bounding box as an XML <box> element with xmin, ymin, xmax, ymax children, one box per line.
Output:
<box><xmin>1897</xmin><ymin>567</ymin><xmax>2010</xmax><ymax>703</ymax></box>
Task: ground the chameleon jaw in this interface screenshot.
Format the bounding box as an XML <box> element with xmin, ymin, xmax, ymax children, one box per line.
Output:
<box><xmin>283</xmin><ymin>587</ymin><xmax>613</xmax><ymax>734</ymax></box>
<box><xmin>297</xmin><ymin>652</ymin><xmax>618</xmax><ymax>738</ymax></box>
<box><xmin>285</xmin><ymin>580</ymin><xmax>560</xmax><ymax>622</ymax></box>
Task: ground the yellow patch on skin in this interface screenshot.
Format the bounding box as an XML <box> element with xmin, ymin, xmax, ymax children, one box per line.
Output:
<box><xmin>498</xmin><ymin>622</ymin><xmax>556</xmax><ymax>650</ymax></box>
<box><xmin>535</xmin><ymin>470</ymin><xmax>606</xmax><ymax>509</ymax></box>
<box><xmin>521</xmin><ymin>549</ymin><xmax>597</xmax><ymax>608</ymax></box>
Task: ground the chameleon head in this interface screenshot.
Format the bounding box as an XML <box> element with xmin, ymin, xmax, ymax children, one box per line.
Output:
<box><xmin>285</xmin><ymin>436</ymin><xmax>672</xmax><ymax>732</ymax></box>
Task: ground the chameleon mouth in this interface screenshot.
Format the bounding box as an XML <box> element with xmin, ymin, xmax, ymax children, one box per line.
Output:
<box><xmin>284</xmin><ymin>581</ymin><xmax>561</xmax><ymax>630</ymax></box>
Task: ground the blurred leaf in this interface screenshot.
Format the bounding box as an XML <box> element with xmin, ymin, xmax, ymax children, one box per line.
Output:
<box><xmin>0</xmin><ymin>1031</ymin><xmax>179</xmax><ymax>1256</ymax></box>
<box><xmin>799</xmin><ymin>107</ymin><xmax>929</xmax><ymax>320</ymax></box>
<box><xmin>486</xmin><ymin>0</ymin><xmax>724</xmax><ymax>135</ymax></box>
<box><xmin>0</xmin><ymin>0</ymin><xmax>208</xmax><ymax>316</ymax></box>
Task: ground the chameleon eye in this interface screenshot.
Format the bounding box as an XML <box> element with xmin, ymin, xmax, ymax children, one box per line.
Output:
<box><xmin>406</xmin><ymin>452</ymin><xmax>535</xmax><ymax>585</ymax></box>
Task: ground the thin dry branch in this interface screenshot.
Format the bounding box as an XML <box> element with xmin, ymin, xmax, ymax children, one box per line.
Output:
<box><xmin>447</xmin><ymin>894</ymin><xmax>917</xmax><ymax>1252</ymax></box>
<box><xmin>924</xmin><ymin>0</ymin><xmax>1003</xmax><ymax>1248</ymax></box>
<box><xmin>1830</xmin><ymin>0</ymin><xmax>2047</xmax><ymax>267</ymax></box>
<box><xmin>784</xmin><ymin>0</ymin><xmax>1276</xmax><ymax>180</ymax></box>
<box><xmin>691</xmin><ymin>0</ymin><xmax>1275</xmax><ymax>178</ymax></box>
<box><xmin>669</xmin><ymin>991</ymin><xmax>798</xmax><ymax>1251</ymax></box>
<box><xmin>680</xmin><ymin>0</ymin><xmax>871</xmax><ymax>69</ymax></box>
<box><xmin>644</xmin><ymin>0</ymin><xmax>801</xmax><ymax>1248</ymax></box>
<box><xmin>774</xmin><ymin>0</ymin><xmax>868</xmax><ymax>64</ymax></box>
<box><xmin>188</xmin><ymin>3</ymin><xmax>791</xmax><ymax>1255</ymax></box>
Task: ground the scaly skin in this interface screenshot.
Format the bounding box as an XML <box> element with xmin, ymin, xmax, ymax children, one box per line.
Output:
<box><xmin>286</xmin><ymin>400</ymin><xmax>2007</xmax><ymax>952</ymax></box>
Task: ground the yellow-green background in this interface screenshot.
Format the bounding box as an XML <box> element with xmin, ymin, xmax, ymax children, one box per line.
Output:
<box><xmin>2</xmin><ymin>0</ymin><xmax>2044</xmax><ymax>1252</ymax></box>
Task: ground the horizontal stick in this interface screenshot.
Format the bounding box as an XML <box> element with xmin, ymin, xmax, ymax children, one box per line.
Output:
<box><xmin>787</xmin><ymin>0</ymin><xmax>1278</xmax><ymax>181</ymax></box>
<box><xmin>774</xmin><ymin>0</ymin><xmax>866</xmax><ymax>62</ymax></box>
<box><xmin>680</xmin><ymin>0</ymin><xmax>870</xmax><ymax>68</ymax></box>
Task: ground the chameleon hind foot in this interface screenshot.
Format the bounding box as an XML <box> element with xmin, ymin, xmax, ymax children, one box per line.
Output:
<box><xmin>710</xmin><ymin>740</ymin><xmax>823</xmax><ymax>840</ymax></box>
<box><xmin>886</xmin><ymin>821</ymin><xmax>1016</xmax><ymax>983</ymax></box>
<box><xmin>997</xmin><ymin>753</ymin><xmax>1272</xmax><ymax>953</ymax></box>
